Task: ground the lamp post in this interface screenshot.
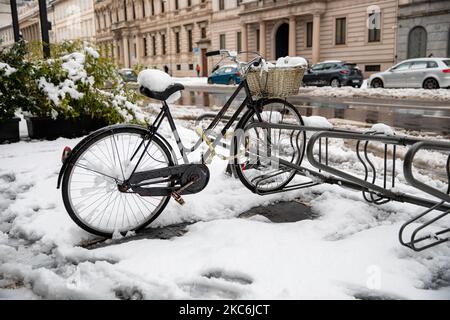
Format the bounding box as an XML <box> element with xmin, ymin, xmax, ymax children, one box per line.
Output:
<box><xmin>38</xmin><ymin>0</ymin><xmax>51</xmax><ymax>58</ymax></box>
<box><xmin>9</xmin><ymin>0</ymin><xmax>20</xmax><ymax>42</ymax></box>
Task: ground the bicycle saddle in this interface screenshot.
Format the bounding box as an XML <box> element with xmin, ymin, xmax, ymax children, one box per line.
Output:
<box><xmin>139</xmin><ymin>83</ymin><xmax>184</xmax><ymax>101</ymax></box>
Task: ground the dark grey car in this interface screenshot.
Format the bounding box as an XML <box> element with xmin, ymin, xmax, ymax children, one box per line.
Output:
<box><xmin>303</xmin><ymin>61</ymin><xmax>364</xmax><ymax>87</ymax></box>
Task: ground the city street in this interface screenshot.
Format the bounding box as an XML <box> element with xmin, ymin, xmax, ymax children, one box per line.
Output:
<box><xmin>1</xmin><ymin>0</ymin><xmax>450</xmax><ymax>305</ymax></box>
<box><xmin>175</xmin><ymin>84</ymin><xmax>450</xmax><ymax>136</ymax></box>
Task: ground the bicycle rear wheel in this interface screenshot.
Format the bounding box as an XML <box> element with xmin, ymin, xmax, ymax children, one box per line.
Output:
<box><xmin>61</xmin><ymin>126</ymin><xmax>174</xmax><ymax>237</ymax></box>
<box><xmin>233</xmin><ymin>99</ymin><xmax>306</xmax><ymax>193</ymax></box>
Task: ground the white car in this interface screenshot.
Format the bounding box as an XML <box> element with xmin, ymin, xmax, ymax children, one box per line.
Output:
<box><xmin>368</xmin><ymin>58</ymin><xmax>450</xmax><ymax>89</ymax></box>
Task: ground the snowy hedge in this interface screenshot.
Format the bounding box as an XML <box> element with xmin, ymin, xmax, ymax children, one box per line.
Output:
<box><xmin>0</xmin><ymin>41</ymin><xmax>147</xmax><ymax>124</ymax></box>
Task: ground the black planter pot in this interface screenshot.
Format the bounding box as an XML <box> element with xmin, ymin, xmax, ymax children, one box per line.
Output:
<box><xmin>0</xmin><ymin>118</ymin><xmax>20</xmax><ymax>144</ymax></box>
<box><xmin>26</xmin><ymin>116</ymin><xmax>108</xmax><ymax>140</ymax></box>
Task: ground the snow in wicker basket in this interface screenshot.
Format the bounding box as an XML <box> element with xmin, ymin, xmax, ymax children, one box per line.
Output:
<box><xmin>246</xmin><ymin>56</ymin><xmax>307</xmax><ymax>99</ymax></box>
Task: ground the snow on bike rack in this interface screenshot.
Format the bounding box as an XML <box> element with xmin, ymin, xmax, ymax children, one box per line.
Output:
<box><xmin>243</xmin><ymin>121</ymin><xmax>450</xmax><ymax>251</ymax></box>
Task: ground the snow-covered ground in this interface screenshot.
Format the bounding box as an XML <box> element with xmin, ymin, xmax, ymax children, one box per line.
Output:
<box><xmin>1</xmin><ymin>105</ymin><xmax>449</xmax><ymax>300</ymax></box>
<box><xmin>172</xmin><ymin>77</ymin><xmax>208</xmax><ymax>87</ymax></box>
<box><xmin>298</xmin><ymin>86</ymin><xmax>450</xmax><ymax>101</ymax></box>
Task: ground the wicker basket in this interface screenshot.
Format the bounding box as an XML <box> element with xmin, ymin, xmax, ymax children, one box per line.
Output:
<box><xmin>246</xmin><ymin>66</ymin><xmax>305</xmax><ymax>99</ymax></box>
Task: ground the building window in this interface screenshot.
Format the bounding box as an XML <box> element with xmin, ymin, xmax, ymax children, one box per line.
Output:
<box><xmin>175</xmin><ymin>0</ymin><xmax>179</xmax><ymax>10</ymax></box>
<box><xmin>161</xmin><ymin>0</ymin><xmax>165</xmax><ymax>13</ymax></box>
<box><xmin>161</xmin><ymin>34</ymin><xmax>166</xmax><ymax>55</ymax></box>
<box><xmin>335</xmin><ymin>17</ymin><xmax>346</xmax><ymax>45</ymax></box>
<box><xmin>176</xmin><ymin>64</ymin><xmax>181</xmax><ymax>71</ymax></box>
<box><xmin>407</xmin><ymin>26</ymin><xmax>427</xmax><ymax>58</ymax></box>
<box><xmin>201</xmin><ymin>27</ymin><xmax>207</xmax><ymax>39</ymax></box>
<box><xmin>151</xmin><ymin>0</ymin><xmax>155</xmax><ymax>15</ymax></box>
<box><xmin>189</xmin><ymin>64</ymin><xmax>194</xmax><ymax>70</ymax></box>
<box><xmin>123</xmin><ymin>0</ymin><xmax>127</xmax><ymax>21</ymax></box>
<box><xmin>368</xmin><ymin>11</ymin><xmax>381</xmax><ymax>42</ymax></box>
<box><xmin>256</xmin><ymin>29</ymin><xmax>260</xmax><ymax>52</ymax></box>
<box><xmin>219</xmin><ymin>34</ymin><xmax>226</xmax><ymax>49</ymax></box>
<box><xmin>142</xmin><ymin>0</ymin><xmax>146</xmax><ymax>17</ymax></box>
<box><xmin>188</xmin><ymin>29</ymin><xmax>193</xmax><ymax>52</ymax></box>
<box><xmin>306</xmin><ymin>21</ymin><xmax>313</xmax><ymax>48</ymax></box>
<box><xmin>364</xmin><ymin>65</ymin><xmax>380</xmax><ymax>72</ymax></box>
<box><xmin>132</xmin><ymin>2</ymin><xmax>136</xmax><ymax>20</ymax></box>
<box><xmin>187</xmin><ymin>0</ymin><xmax>191</xmax><ymax>7</ymax></box>
<box><xmin>152</xmin><ymin>35</ymin><xmax>156</xmax><ymax>55</ymax></box>
<box><xmin>175</xmin><ymin>31</ymin><xmax>180</xmax><ymax>53</ymax></box>
<box><xmin>237</xmin><ymin>31</ymin><xmax>242</xmax><ymax>52</ymax></box>
<box><xmin>143</xmin><ymin>37</ymin><xmax>148</xmax><ymax>56</ymax></box>
<box><xmin>219</xmin><ymin>0</ymin><xmax>225</xmax><ymax>10</ymax></box>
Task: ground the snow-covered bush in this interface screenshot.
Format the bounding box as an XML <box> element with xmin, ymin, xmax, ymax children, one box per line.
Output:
<box><xmin>0</xmin><ymin>42</ymin><xmax>36</xmax><ymax>121</ymax></box>
<box><xmin>0</xmin><ymin>40</ymin><xmax>147</xmax><ymax>124</ymax></box>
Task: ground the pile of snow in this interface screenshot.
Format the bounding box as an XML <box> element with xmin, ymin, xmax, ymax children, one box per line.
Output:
<box><xmin>257</xmin><ymin>56</ymin><xmax>308</xmax><ymax>73</ymax></box>
<box><xmin>138</xmin><ymin>69</ymin><xmax>181</xmax><ymax>103</ymax></box>
<box><xmin>299</xmin><ymin>86</ymin><xmax>450</xmax><ymax>102</ymax></box>
<box><xmin>0</xmin><ymin>62</ymin><xmax>16</xmax><ymax>76</ymax></box>
<box><xmin>0</xmin><ymin>111</ymin><xmax>449</xmax><ymax>299</ymax></box>
<box><xmin>304</xmin><ymin>116</ymin><xmax>333</xmax><ymax>129</ymax></box>
<box><xmin>276</xmin><ymin>56</ymin><xmax>308</xmax><ymax>68</ymax></box>
<box><xmin>37</xmin><ymin>78</ymin><xmax>83</xmax><ymax>109</ymax></box>
<box><xmin>371</xmin><ymin>123</ymin><xmax>395</xmax><ymax>136</ymax></box>
<box><xmin>172</xmin><ymin>77</ymin><xmax>208</xmax><ymax>87</ymax></box>
<box><xmin>84</xmin><ymin>46</ymin><xmax>100</xmax><ymax>59</ymax></box>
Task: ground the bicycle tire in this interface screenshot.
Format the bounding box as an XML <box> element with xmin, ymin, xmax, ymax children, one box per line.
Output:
<box><xmin>233</xmin><ymin>98</ymin><xmax>306</xmax><ymax>193</ymax></box>
<box><xmin>61</xmin><ymin>126</ymin><xmax>174</xmax><ymax>238</ymax></box>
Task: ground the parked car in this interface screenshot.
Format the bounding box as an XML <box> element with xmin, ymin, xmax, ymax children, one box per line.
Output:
<box><xmin>118</xmin><ymin>68</ymin><xmax>138</xmax><ymax>82</ymax></box>
<box><xmin>207</xmin><ymin>65</ymin><xmax>241</xmax><ymax>85</ymax></box>
<box><xmin>302</xmin><ymin>61</ymin><xmax>363</xmax><ymax>87</ymax></box>
<box><xmin>369</xmin><ymin>58</ymin><xmax>450</xmax><ymax>89</ymax></box>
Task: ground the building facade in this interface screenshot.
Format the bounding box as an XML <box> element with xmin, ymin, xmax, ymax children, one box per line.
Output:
<box><xmin>0</xmin><ymin>0</ymin><xmax>95</xmax><ymax>50</ymax></box>
<box><xmin>50</xmin><ymin>0</ymin><xmax>96</xmax><ymax>43</ymax></box>
<box><xmin>97</xmin><ymin>0</ymin><xmax>399</xmax><ymax>77</ymax></box>
<box><xmin>397</xmin><ymin>0</ymin><xmax>450</xmax><ymax>61</ymax></box>
<box><xmin>0</xmin><ymin>24</ymin><xmax>14</xmax><ymax>49</ymax></box>
<box><xmin>211</xmin><ymin>0</ymin><xmax>399</xmax><ymax>76</ymax></box>
<box><xmin>95</xmin><ymin>0</ymin><xmax>213</xmax><ymax>76</ymax></box>
<box><xmin>17</xmin><ymin>1</ymin><xmax>42</xmax><ymax>43</ymax></box>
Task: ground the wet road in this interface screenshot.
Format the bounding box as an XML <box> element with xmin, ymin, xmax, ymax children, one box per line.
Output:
<box><xmin>175</xmin><ymin>88</ymin><xmax>450</xmax><ymax>135</ymax></box>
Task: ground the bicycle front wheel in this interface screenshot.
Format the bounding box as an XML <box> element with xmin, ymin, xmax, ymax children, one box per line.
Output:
<box><xmin>61</xmin><ymin>126</ymin><xmax>174</xmax><ymax>237</ymax></box>
<box><xmin>233</xmin><ymin>99</ymin><xmax>306</xmax><ymax>193</ymax></box>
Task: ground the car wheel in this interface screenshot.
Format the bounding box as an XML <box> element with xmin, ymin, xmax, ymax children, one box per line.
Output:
<box><xmin>207</xmin><ymin>78</ymin><xmax>213</xmax><ymax>84</ymax></box>
<box><xmin>228</xmin><ymin>78</ymin><xmax>236</xmax><ymax>85</ymax></box>
<box><xmin>330</xmin><ymin>78</ymin><xmax>341</xmax><ymax>87</ymax></box>
<box><xmin>423</xmin><ymin>78</ymin><xmax>440</xmax><ymax>89</ymax></box>
<box><xmin>371</xmin><ymin>78</ymin><xmax>384</xmax><ymax>88</ymax></box>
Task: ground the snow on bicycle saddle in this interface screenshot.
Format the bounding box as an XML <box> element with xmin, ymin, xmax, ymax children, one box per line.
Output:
<box><xmin>138</xmin><ymin>69</ymin><xmax>184</xmax><ymax>103</ymax></box>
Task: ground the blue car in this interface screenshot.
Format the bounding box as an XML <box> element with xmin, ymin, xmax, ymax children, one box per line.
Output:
<box><xmin>207</xmin><ymin>65</ymin><xmax>241</xmax><ymax>85</ymax></box>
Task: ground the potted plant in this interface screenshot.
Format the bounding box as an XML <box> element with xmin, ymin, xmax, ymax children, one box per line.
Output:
<box><xmin>0</xmin><ymin>47</ymin><xmax>24</xmax><ymax>143</ymax></box>
<box><xmin>1</xmin><ymin>41</ymin><xmax>147</xmax><ymax>140</ymax></box>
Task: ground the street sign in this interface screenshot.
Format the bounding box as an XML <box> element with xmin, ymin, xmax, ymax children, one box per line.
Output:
<box><xmin>194</xmin><ymin>47</ymin><xmax>200</xmax><ymax>55</ymax></box>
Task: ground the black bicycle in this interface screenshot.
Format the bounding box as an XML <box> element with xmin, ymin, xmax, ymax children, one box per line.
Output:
<box><xmin>57</xmin><ymin>50</ymin><xmax>306</xmax><ymax>237</ymax></box>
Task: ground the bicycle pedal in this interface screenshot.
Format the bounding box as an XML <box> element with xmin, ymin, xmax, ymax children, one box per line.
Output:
<box><xmin>171</xmin><ymin>191</ymin><xmax>185</xmax><ymax>205</ymax></box>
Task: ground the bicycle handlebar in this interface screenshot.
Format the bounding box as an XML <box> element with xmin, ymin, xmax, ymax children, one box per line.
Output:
<box><xmin>206</xmin><ymin>49</ymin><xmax>263</xmax><ymax>75</ymax></box>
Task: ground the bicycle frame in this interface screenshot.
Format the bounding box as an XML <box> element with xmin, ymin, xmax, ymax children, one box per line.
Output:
<box><xmin>127</xmin><ymin>80</ymin><xmax>259</xmax><ymax>181</ymax></box>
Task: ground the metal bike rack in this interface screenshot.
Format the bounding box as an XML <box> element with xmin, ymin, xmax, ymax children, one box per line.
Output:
<box><xmin>243</xmin><ymin>122</ymin><xmax>450</xmax><ymax>251</ymax></box>
<box><xmin>400</xmin><ymin>141</ymin><xmax>450</xmax><ymax>251</ymax></box>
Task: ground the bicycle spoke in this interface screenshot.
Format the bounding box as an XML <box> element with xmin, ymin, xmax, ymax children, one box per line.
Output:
<box><xmin>66</xmin><ymin>130</ymin><xmax>171</xmax><ymax>235</ymax></box>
